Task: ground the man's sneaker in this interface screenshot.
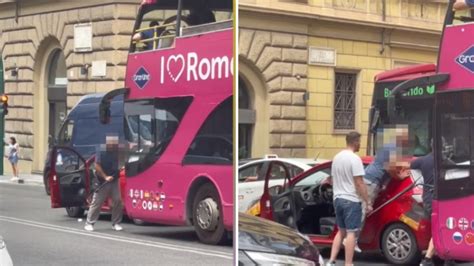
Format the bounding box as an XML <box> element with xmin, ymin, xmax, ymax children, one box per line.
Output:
<box><xmin>325</xmin><ymin>261</ymin><xmax>336</xmax><ymax>266</ymax></box>
<box><xmin>84</xmin><ymin>223</ymin><xmax>94</xmax><ymax>232</ymax></box>
<box><xmin>420</xmin><ymin>258</ymin><xmax>434</xmax><ymax>266</ymax></box>
<box><xmin>342</xmin><ymin>238</ymin><xmax>362</xmax><ymax>253</ymax></box>
<box><xmin>112</xmin><ymin>224</ymin><xmax>123</xmax><ymax>231</ymax></box>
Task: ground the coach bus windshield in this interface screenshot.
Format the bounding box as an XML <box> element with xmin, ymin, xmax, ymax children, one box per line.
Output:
<box><xmin>124</xmin><ymin>97</ymin><xmax>192</xmax><ymax>176</ymax></box>
<box><xmin>371</xmin><ymin>82</ymin><xmax>433</xmax><ymax>157</ymax></box>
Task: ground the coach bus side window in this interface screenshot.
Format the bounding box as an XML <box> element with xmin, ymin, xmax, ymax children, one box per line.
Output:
<box><xmin>183</xmin><ymin>97</ymin><xmax>232</xmax><ymax>165</ymax></box>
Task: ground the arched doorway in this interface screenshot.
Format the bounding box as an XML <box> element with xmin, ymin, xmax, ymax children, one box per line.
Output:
<box><xmin>238</xmin><ymin>77</ymin><xmax>254</xmax><ymax>159</ymax></box>
<box><xmin>46</xmin><ymin>49</ymin><xmax>67</xmax><ymax>144</ymax></box>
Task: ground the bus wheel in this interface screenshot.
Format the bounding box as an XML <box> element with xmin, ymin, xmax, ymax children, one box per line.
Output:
<box><xmin>192</xmin><ymin>183</ymin><xmax>226</xmax><ymax>245</ymax></box>
<box><xmin>66</xmin><ymin>207</ymin><xmax>85</xmax><ymax>218</ymax></box>
<box><xmin>381</xmin><ymin>223</ymin><xmax>420</xmax><ymax>265</ymax></box>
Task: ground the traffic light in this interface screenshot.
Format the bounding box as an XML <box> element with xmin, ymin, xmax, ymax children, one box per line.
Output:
<box><xmin>0</xmin><ymin>94</ymin><xmax>8</xmax><ymax>115</ymax></box>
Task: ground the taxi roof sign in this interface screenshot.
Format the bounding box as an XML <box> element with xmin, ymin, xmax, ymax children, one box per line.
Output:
<box><xmin>264</xmin><ymin>154</ymin><xmax>278</xmax><ymax>159</ymax></box>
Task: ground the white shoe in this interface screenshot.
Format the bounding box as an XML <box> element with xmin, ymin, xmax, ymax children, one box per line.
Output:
<box><xmin>10</xmin><ymin>176</ymin><xmax>19</xmax><ymax>182</ymax></box>
<box><xmin>112</xmin><ymin>224</ymin><xmax>123</xmax><ymax>231</ymax></box>
<box><xmin>342</xmin><ymin>238</ymin><xmax>362</xmax><ymax>253</ymax></box>
<box><xmin>84</xmin><ymin>223</ymin><xmax>94</xmax><ymax>231</ymax></box>
<box><xmin>325</xmin><ymin>261</ymin><xmax>336</xmax><ymax>266</ymax></box>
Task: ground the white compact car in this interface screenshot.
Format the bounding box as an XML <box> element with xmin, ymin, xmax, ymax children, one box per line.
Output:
<box><xmin>238</xmin><ymin>155</ymin><xmax>328</xmax><ymax>212</ymax></box>
<box><xmin>0</xmin><ymin>236</ymin><xmax>13</xmax><ymax>266</ymax></box>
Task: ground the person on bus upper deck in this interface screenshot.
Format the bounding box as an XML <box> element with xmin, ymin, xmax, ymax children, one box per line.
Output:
<box><xmin>454</xmin><ymin>0</ymin><xmax>474</xmax><ymax>10</ymax></box>
<box><xmin>132</xmin><ymin>20</ymin><xmax>160</xmax><ymax>50</ymax></box>
<box><xmin>184</xmin><ymin>7</ymin><xmax>216</xmax><ymax>26</ymax></box>
<box><xmin>84</xmin><ymin>134</ymin><xmax>124</xmax><ymax>232</ymax></box>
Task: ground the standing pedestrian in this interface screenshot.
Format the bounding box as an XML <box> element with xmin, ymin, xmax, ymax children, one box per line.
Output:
<box><xmin>415</xmin><ymin>140</ymin><xmax>454</xmax><ymax>266</ymax></box>
<box><xmin>6</xmin><ymin>137</ymin><xmax>20</xmax><ymax>182</ymax></box>
<box><xmin>326</xmin><ymin>132</ymin><xmax>373</xmax><ymax>266</ymax></box>
<box><xmin>84</xmin><ymin>134</ymin><xmax>123</xmax><ymax>232</ymax></box>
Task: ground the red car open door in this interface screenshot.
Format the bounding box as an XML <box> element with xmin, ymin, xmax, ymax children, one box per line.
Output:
<box><xmin>49</xmin><ymin>146</ymin><xmax>90</xmax><ymax>208</ymax></box>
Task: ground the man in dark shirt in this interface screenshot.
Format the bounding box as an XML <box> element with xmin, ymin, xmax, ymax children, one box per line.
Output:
<box><xmin>412</xmin><ymin>146</ymin><xmax>435</xmax><ymax>266</ymax></box>
<box><xmin>132</xmin><ymin>21</ymin><xmax>159</xmax><ymax>50</ymax></box>
<box><xmin>84</xmin><ymin>134</ymin><xmax>123</xmax><ymax>232</ymax></box>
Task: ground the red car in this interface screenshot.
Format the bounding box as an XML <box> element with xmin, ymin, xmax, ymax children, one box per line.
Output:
<box><xmin>258</xmin><ymin>157</ymin><xmax>430</xmax><ymax>265</ymax></box>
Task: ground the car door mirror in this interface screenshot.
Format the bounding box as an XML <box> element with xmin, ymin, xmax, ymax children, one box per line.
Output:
<box><xmin>269</xmin><ymin>185</ymin><xmax>283</xmax><ymax>196</ymax></box>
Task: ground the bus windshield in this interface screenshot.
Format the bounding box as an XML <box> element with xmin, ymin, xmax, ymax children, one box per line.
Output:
<box><xmin>370</xmin><ymin>81</ymin><xmax>433</xmax><ymax>157</ymax></box>
<box><xmin>124</xmin><ymin>97</ymin><xmax>192</xmax><ymax>176</ymax></box>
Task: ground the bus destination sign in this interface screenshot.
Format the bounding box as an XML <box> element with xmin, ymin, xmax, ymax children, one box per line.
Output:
<box><xmin>384</xmin><ymin>84</ymin><xmax>436</xmax><ymax>98</ymax></box>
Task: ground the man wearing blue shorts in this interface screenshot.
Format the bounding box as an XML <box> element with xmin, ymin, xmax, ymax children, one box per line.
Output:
<box><xmin>326</xmin><ymin>132</ymin><xmax>372</xmax><ymax>266</ymax></box>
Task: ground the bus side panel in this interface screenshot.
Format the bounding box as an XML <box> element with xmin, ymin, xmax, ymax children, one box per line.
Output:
<box><xmin>432</xmin><ymin>198</ymin><xmax>474</xmax><ymax>261</ymax></box>
<box><xmin>438</xmin><ymin>25</ymin><xmax>474</xmax><ymax>92</ymax></box>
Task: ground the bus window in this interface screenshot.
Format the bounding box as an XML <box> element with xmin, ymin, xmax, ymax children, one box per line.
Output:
<box><xmin>124</xmin><ymin>97</ymin><xmax>192</xmax><ymax>176</ymax></box>
<box><xmin>184</xmin><ymin>96</ymin><xmax>232</xmax><ymax>165</ymax></box>
<box><xmin>439</xmin><ymin>113</ymin><xmax>471</xmax><ymax>168</ymax></box>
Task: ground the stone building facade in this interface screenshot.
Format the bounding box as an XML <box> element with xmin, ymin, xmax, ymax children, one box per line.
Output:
<box><xmin>0</xmin><ymin>0</ymin><xmax>140</xmax><ymax>174</ymax></box>
<box><xmin>239</xmin><ymin>0</ymin><xmax>447</xmax><ymax>160</ymax></box>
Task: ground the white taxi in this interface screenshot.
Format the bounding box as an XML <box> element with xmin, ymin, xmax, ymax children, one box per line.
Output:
<box><xmin>238</xmin><ymin>155</ymin><xmax>328</xmax><ymax>212</ymax></box>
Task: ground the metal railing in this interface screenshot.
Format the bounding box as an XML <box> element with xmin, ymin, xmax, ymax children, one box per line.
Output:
<box><xmin>133</xmin><ymin>22</ymin><xmax>177</xmax><ymax>50</ymax></box>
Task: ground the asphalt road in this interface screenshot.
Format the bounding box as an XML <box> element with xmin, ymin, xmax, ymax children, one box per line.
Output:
<box><xmin>0</xmin><ymin>183</ymin><xmax>233</xmax><ymax>266</ymax></box>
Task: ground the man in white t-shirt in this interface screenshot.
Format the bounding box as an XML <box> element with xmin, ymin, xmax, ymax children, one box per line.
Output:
<box><xmin>326</xmin><ymin>131</ymin><xmax>373</xmax><ymax>266</ymax></box>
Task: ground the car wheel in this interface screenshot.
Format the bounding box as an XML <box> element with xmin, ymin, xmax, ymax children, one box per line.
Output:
<box><xmin>192</xmin><ymin>183</ymin><xmax>227</xmax><ymax>245</ymax></box>
<box><xmin>66</xmin><ymin>207</ymin><xmax>85</xmax><ymax>218</ymax></box>
<box><xmin>43</xmin><ymin>171</ymin><xmax>50</xmax><ymax>196</ymax></box>
<box><xmin>381</xmin><ymin>223</ymin><xmax>421</xmax><ymax>265</ymax></box>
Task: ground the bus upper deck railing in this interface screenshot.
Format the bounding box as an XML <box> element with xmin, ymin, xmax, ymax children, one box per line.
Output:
<box><xmin>132</xmin><ymin>19</ymin><xmax>232</xmax><ymax>52</ymax></box>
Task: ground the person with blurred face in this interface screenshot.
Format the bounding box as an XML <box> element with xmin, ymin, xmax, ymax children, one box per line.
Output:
<box><xmin>84</xmin><ymin>134</ymin><xmax>123</xmax><ymax>232</ymax></box>
<box><xmin>454</xmin><ymin>0</ymin><xmax>474</xmax><ymax>10</ymax></box>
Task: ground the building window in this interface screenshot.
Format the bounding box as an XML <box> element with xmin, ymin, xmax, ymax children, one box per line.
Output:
<box><xmin>334</xmin><ymin>72</ymin><xmax>357</xmax><ymax>130</ymax></box>
<box><xmin>239</xmin><ymin>77</ymin><xmax>255</xmax><ymax>159</ymax></box>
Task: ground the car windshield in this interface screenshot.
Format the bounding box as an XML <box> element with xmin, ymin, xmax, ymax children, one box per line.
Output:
<box><xmin>295</xmin><ymin>168</ymin><xmax>331</xmax><ymax>187</ymax></box>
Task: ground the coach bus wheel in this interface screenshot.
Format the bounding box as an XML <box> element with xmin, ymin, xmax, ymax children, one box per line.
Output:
<box><xmin>192</xmin><ymin>183</ymin><xmax>226</xmax><ymax>245</ymax></box>
<box><xmin>381</xmin><ymin>223</ymin><xmax>420</xmax><ymax>265</ymax></box>
<box><xmin>66</xmin><ymin>207</ymin><xmax>85</xmax><ymax>218</ymax></box>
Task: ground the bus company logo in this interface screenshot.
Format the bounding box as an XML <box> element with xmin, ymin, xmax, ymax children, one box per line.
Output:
<box><xmin>447</xmin><ymin>217</ymin><xmax>456</xmax><ymax>230</ymax></box>
<box><xmin>161</xmin><ymin>52</ymin><xmax>233</xmax><ymax>84</ymax></box>
<box><xmin>459</xmin><ymin>218</ymin><xmax>469</xmax><ymax>230</ymax></box>
<box><xmin>133</xmin><ymin>67</ymin><xmax>151</xmax><ymax>89</ymax></box>
<box><xmin>453</xmin><ymin>232</ymin><xmax>463</xmax><ymax>245</ymax></box>
<box><xmin>456</xmin><ymin>45</ymin><xmax>474</xmax><ymax>73</ymax></box>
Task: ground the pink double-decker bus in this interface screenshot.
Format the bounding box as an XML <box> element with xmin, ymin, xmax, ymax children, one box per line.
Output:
<box><xmin>389</xmin><ymin>1</ymin><xmax>474</xmax><ymax>261</ymax></box>
<box><xmin>49</xmin><ymin>0</ymin><xmax>233</xmax><ymax>245</ymax></box>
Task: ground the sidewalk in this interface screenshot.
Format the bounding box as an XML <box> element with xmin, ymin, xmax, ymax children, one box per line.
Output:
<box><xmin>0</xmin><ymin>173</ymin><xmax>43</xmax><ymax>186</ymax></box>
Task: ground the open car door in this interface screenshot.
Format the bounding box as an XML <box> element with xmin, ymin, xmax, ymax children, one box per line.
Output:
<box><xmin>49</xmin><ymin>146</ymin><xmax>90</xmax><ymax>208</ymax></box>
<box><xmin>263</xmin><ymin>161</ymin><xmax>298</xmax><ymax>228</ymax></box>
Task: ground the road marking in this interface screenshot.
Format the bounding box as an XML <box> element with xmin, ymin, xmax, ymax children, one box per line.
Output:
<box><xmin>0</xmin><ymin>215</ymin><xmax>232</xmax><ymax>260</ymax></box>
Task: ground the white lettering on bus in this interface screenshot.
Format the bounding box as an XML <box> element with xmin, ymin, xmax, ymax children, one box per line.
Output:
<box><xmin>158</xmin><ymin>52</ymin><xmax>233</xmax><ymax>83</ymax></box>
<box><xmin>187</xmin><ymin>52</ymin><xmax>198</xmax><ymax>81</ymax></box>
<box><xmin>198</xmin><ymin>58</ymin><xmax>211</xmax><ymax>80</ymax></box>
<box><xmin>211</xmin><ymin>57</ymin><xmax>229</xmax><ymax>79</ymax></box>
<box><xmin>458</xmin><ymin>55</ymin><xmax>474</xmax><ymax>64</ymax></box>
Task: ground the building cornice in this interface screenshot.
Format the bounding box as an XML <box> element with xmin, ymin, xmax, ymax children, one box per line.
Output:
<box><xmin>239</xmin><ymin>3</ymin><xmax>443</xmax><ymax>36</ymax></box>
